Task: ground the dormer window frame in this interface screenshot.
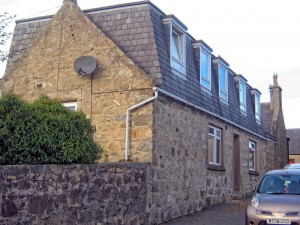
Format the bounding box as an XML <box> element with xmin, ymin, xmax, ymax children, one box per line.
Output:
<box><xmin>193</xmin><ymin>40</ymin><xmax>213</xmax><ymax>92</ymax></box>
<box><xmin>234</xmin><ymin>75</ymin><xmax>248</xmax><ymax>114</ymax></box>
<box><xmin>219</xmin><ymin>63</ymin><xmax>228</xmax><ymax>103</ymax></box>
<box><xmin>199</xmin><ymin>45</ymin><xmax>212</xmax><ymax>91</ymax></box>
<box><xmin>213</xmin><ymin>57</ymin><xmax>229</xmax><ymax>104</ymax></box>
<box><xmin>251</xmin><ymin>89</ymin><xmax>262</xmax><ymax>123</ymax></box>
<box><xmin>239</xmin><ymin>80</ymin><xmax>247</xmax><ymax>113</ymax></box>
<box><xmin>163</xmin><ymin>16</ymin><xmax>187</xmax><ymax>79</ymax></box>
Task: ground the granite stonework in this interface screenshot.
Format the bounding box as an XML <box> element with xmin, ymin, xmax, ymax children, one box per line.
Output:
<box><xmin>0</xmin><ymin>163</ymin><xmax>152</xmax><ymax>225</ymax></box>
<box><xmin>0</xmin><ymin>1</ymin><xmax>288</xmax><ymax>224</ymax></box>
<box><xmin>150</xmin><ymin>96</ymin><xmax>269</xmax><ymax>224</ymax></box>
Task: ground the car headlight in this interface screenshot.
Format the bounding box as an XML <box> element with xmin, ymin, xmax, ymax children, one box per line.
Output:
<box><xmin>251</xmin><ymin>196</ymin><xmax>259</xmax><ymax>208</ymax></box>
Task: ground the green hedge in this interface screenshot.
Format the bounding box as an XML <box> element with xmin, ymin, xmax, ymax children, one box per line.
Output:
<box><xmin>0</xmin><ymin>94</ymin><xmax>102</xmax><ymax>165</ymax></box>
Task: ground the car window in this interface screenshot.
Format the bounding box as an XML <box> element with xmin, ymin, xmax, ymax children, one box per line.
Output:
<box><xmin>257</xmin><ymin>174</ymin><xmax>300</xmax><ymax>194</ymax></box>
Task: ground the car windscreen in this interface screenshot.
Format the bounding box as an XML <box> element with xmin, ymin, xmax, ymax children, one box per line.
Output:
<box><xmin>257</xmin><ymin>174</ymin><xmax>300</xmax><ymax>194</ymax></box>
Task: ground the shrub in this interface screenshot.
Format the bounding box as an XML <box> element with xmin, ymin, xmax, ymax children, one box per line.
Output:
<box><xmin>0</xmin><ymin>94</ymin><xmax>102</xmax><ymax>164</ymax></box>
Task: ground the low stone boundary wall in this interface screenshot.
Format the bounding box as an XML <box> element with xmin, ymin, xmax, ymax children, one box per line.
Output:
<box><xmin>0</xmin><ymin>163</ymin><xmax>151</xmax><ymax>225</ymax></box>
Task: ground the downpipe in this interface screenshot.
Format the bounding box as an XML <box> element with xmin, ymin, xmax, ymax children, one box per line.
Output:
<box><xmin>125</xmin><ymin>87</ymin><xmax>158</xmax><ymax>161</ymax></box>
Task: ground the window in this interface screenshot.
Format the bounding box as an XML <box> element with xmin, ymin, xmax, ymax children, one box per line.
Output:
<box><xmin>249</xmin><ymin>141</ymin><xmax>256</xmax><ymax>171</ymax></box>
<box><xmin>208</xmin><ymin>126</ymin><xmax>222</xmax><ymax>166</ymax></box>
<box><xmin>250</xmin><ymin>89</ymin><xmax>261</xmax><ymax>123</ymax></box>
<box><xmin>170</xmin><ymin>29</ymin><xmax>185</xmax><ymax>75</ymax></box>
<box><xmin>254</xmin><ymin>93</ymin><xmax>261</xmax><ymax>121</ymax></box>
<box><xmin>163</xmin><ymin>16</ymin><xmax>187</xmax><ymax>78</ymax></box>
<box><xmin>218</xmin><ymin>63</ymin><xmax>228</xmax><ymax>102</ymax></box>
<box><xmin>62</xmin><ymin>102</ymin><xmax>77</xmax><ymax>111</ymax></box>
<box><xmin>239</xmin><ymin>81</ymin><xmax>246</xmax><ymax>112</ymax></box>
<box><xmin>171</xmin><ymin>30</ymin><xmax>184</xmax><ymax>72</ymax></box>
<box><xmin>200</xmin><ymin>47</ymin><xmax>211</xmax><ymax>90</ymax></box>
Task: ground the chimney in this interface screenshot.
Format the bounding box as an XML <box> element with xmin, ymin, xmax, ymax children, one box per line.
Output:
<box><xmin>63</xmin><ymin>0</ymin><xmax>77</xmax><ymax>4</ymax></box>
<box><xmin>269</xmin><ymin>73</ymin><xmax>282</xmax><ymax>111</ymax></box>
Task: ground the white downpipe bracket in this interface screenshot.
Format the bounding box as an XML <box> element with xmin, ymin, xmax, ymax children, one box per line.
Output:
<box><xmin>125</xmin><ymin>87</ymin><xmax>158</xmax><ymax>161</ymax></box>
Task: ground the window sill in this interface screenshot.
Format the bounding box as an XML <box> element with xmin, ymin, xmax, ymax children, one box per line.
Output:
<box><xmin>240</xmin><ymin>110</ymin><xmax>247</xmax><ymax>116</ymax></box>
<box><xmin>249</xmin><ymin>170</ymin><xmax>259</xmax><ymax>176</ymax></box>
<box><xmin>220</xmin><ymin>98</ymin><xmax>229</xmax><ymax>106</ymax></box>
<box><xmin>207</xmin><ymin>164</ymin><xmax>225</xmax><ymax>171</ymax></box>
<box><xmin>172</xmin><ymin>68</ymin><xmax>187</xmax><ymax>80</ymax></box>
<box><xmin>201</xmin><ymin>86</ymin><xmax>212</xmax><ymax>96</ymax></box>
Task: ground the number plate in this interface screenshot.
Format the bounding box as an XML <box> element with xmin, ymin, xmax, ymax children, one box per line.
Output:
<box><xmin>267</xmin><ymin>218</ymin><xmax>291</xmax><ymax>225</ymax></box>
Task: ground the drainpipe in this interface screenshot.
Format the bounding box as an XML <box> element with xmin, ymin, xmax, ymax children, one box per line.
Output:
<box><xmin>125</xmin><ymin>87</ymin><xmax>158</xmax><ymax>161</ymax></box>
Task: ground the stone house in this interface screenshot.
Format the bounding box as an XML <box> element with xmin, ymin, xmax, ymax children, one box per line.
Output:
<box><xmin>287</xmin><ymin>129</ymin><xmax>300</xmax><ymax>163</ymax></box>
<box><xmin>0</xmin><ymin>0</ymin><xmax>288</xmax><ymax>223</ymax></box>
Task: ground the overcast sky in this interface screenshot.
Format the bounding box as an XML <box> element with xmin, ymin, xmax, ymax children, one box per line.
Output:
<box><xmin>1</xmin><ymin>0</ymin><xmax>300</xmax><ymax>128</ymax></box>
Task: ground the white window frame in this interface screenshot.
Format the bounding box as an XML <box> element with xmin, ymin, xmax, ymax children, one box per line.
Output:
<box><xmin>208</xmin><ymin>125</ymin><xmax>222</xmax><ymax>166</ymax></box>
<box><xmin>163</xmin><ymin>17</ymin><xmax>187</xmax><ymax>79</ymax></box>
<box><xmin>254</xmin><ymin>93</ymin><xmax>261</xmax><ymax>122</ymax></box>
<box><xmin>62</xmin><ymin>102</ymin><xmax>77</xmax><ymax>111</ymax></box>
<box><xmin>218</xmin><ymin>63</ymin><xmax>228</xmax><ymax>103</ymax></box>
<box><xmin>170</xmin><ymin>27</ymin><xmax>186</xmax><ymax>77</ymax></box>
<box><xmin>200</xmin><ymin>46</ymin><xmax>212</xmax><ymax>91</ymax></box>
<box><xmin>239</xmin><ymin>80</ymin><xmax>247</xmax><ymax>112</ymax></box>
<box><xmin>249</xmin><ymin>141</ymin><xmax>256</xmax><ymax>171</ymax></box>
<box><xmin>171</xmin><ymin>30</ymin><xmax>183</xmax><ymax>63</ymax></box>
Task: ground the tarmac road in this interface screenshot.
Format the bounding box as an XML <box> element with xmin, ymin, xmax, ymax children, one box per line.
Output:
<box><xmin>160</xmin><ymin>197</ymin><xmax>250</xmax><ymax>225</ymax></box>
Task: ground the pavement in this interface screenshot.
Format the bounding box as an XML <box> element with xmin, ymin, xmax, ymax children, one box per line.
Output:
<box><xmin>160</xmin><ymin>197</ymin><xmax>250</xmax><ymax>225</ymax></box>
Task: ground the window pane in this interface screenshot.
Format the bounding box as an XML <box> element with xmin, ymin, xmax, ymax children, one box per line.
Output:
<box><xmin>249</xmin><ymin>141</ymin><xmax>256</xmax><ymax>170</ymax></box>
<box><xmin>171</xmin><ymin>32</ymin><xmax>181</xmax><ymax>61</ymax></box>
<box><xmin>219</xmin><ymin>66</ymin><xmax>226</xmax><ymax>91</ymax></box>
<box><xmin>249</xmin><ymin>151</ymin><xmax>254</xmax><ymax>169</ymax></box>
<box><xmin>255</xmin><ymin>94</ymin><xmax>260</xmax><ymax>120</ymax></box>
<box><xmin>209</xmin><ymin>127</ymin><xmax>214</xmax><ymax>135</ymax></box>
<box><xmin>216</xmin><ymin>130</ymin><xmax>221</xmax><ymax>138</ymax></box>
<box><xmin>216</xmin><ymin>139</ymin><xmax>221</xmax><ymax>164</ymax></box>
<box><xmin>239</xmin><ymin>83</ymin><xmax>245</xmax><ymax>104</ymax></box>
<box><xmin>208</xmin><ymin>136</ymin><xmax>214</xmax><ymax>163</ymax></box>
<box><xmin>200</xmin><ymin>50</ymin><xmax>209</xmax><ymax>79</ymax></box>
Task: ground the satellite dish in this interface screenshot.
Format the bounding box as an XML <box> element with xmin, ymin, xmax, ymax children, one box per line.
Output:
<box><xmin>73</xmin><ymin>56</ymin><xmax>97</xmax><ymax>76</ymax></box>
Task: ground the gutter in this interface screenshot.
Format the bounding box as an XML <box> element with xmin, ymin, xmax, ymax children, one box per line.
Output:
<box><xmin>155</xmin><ymin>87</ymin><xmax>269</xmax><ymax>141</ymax></box>
<box><xmin>125</xmin><ymin>87</ymin><xmax>158</xmax><ymax>161</ymax></box>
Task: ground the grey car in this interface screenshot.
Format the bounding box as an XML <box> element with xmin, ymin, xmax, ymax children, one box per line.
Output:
<box><xmin>245</xmin><ymin>169</ymin><xmax>300</xmax><ymax>225</ymax></box>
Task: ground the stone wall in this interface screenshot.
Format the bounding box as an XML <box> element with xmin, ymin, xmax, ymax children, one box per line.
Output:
<box><xmin>0</xmin><ymin>163</ymin><xmax>151</xmax><ymax>225</ymax></box>
<box><xmin>151</xmin><ymin>96</ymin><xmax>268</xmax><ymax>224</ymax></box>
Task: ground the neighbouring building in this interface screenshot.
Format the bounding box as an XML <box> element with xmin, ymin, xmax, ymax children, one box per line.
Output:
<box><xmin>0</xmin><ymin>0</ymin><xmax>288</xmax><ymax>223</ymax></box>
<box><xmin>287</xmin><ymin>129</ymin><xmax>300</xmax><ymax>163</ymax></box>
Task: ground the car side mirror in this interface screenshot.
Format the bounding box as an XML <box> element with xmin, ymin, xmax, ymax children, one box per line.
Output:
<box><xmin>253</xmin><ymin>186</ymin><xmax>256</xmax><ymax>193</ymax></box>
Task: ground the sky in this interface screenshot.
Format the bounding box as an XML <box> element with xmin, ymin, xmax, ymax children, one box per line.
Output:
<box><xmin>1</xmin><ymin>0</ymin><xmax>300</xmax><ymax>128</ymax></box>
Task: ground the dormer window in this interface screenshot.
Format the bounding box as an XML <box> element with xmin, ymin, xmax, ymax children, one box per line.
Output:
<box><xmin>219</xmin><ymin>64</ymin><xmax>228</xmax><ymax>102</ymax></box>
<box><xmin>213</xmin><ymin>56</ymin><xmax>229</xmax><ymax>103</ymax></box>
<box><xmin>193</xmin><ymin>40</ymin><xmax>213</xmax><ymax>91</ymax></box>
<box><xmin>234</xmin><ymin>75</ymin><xmax>248</xmax><ymax>114</ymax></box>
<box><xmin>163</xmin><ymin>16</ymin><xmax>187</xmax><ymax>79</ymax></box>
<box><xmin>171</xmin><ymin>29</ymin><xmax>185</xmax><ymax>74</ymax></box>
<box><xmin>251</xmin><ymin>89</ymin><xmax>261</xmax><ymax>123</ymax></box>
<box><xmin>239</xmin><ymin>81</ymin><xmax>246</xmax><ymax>112</ymax></box>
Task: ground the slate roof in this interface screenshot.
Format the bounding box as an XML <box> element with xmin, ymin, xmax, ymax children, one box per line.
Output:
<box><xmin>4</xmin><ymin>0</ymin><xmax>267</xmax><ymax>138</ymax></box>
<box><xmin>287</xmin><ymin>129</ymin><xmax>300</xmax><ymax>155</ymax></box>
